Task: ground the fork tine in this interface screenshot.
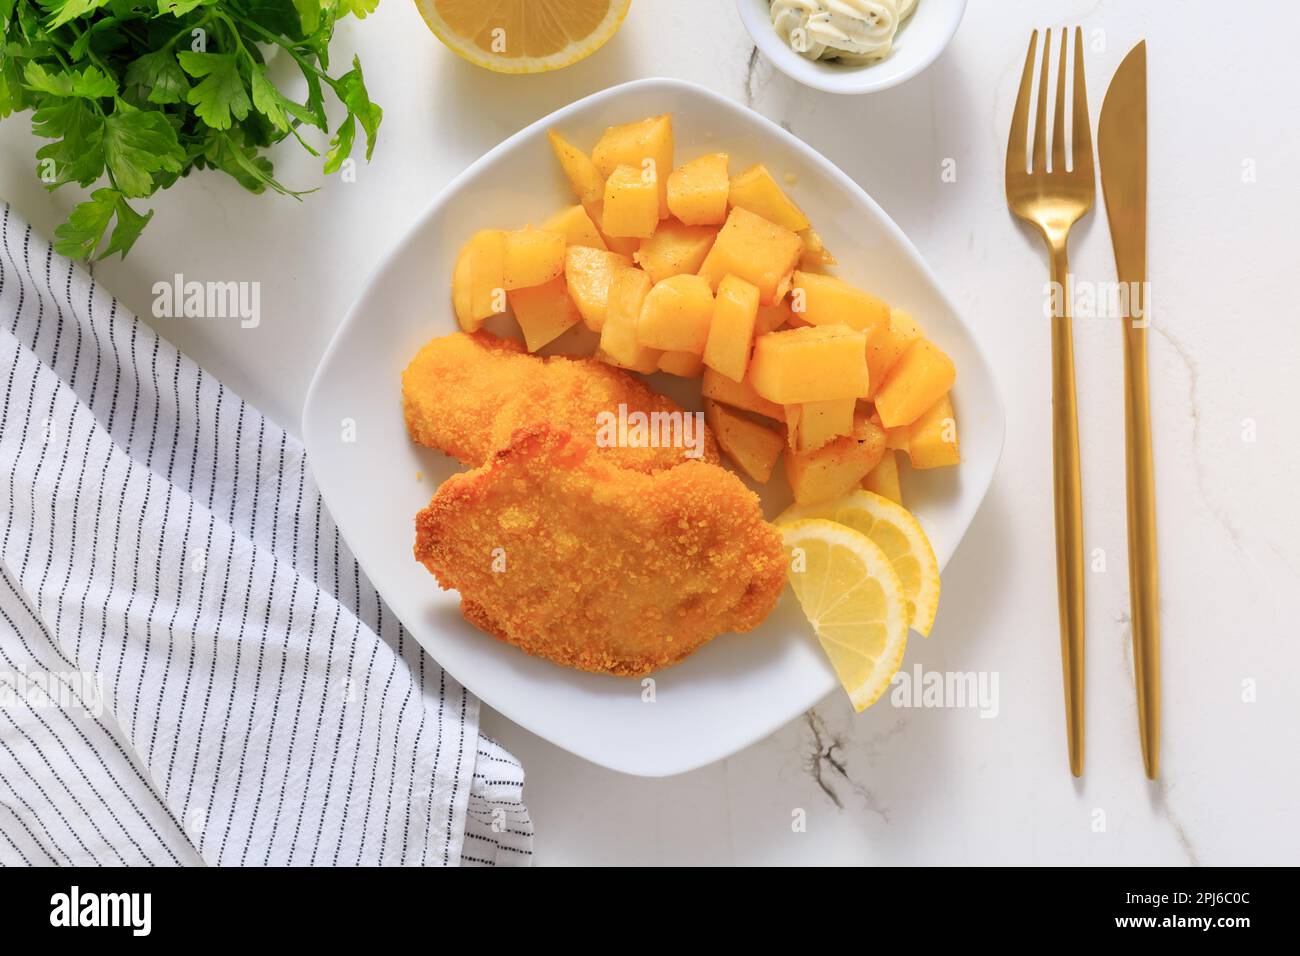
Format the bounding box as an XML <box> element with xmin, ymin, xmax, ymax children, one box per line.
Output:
<box><xmin>1071</xmin><ymin>26</ymin><xmax>1093</xmax><ymax>177</ymax></box>
<box><xmin>1051</xmin><ymin>26</ymin><xmax>1067</xmax><ymax>172</ymax></box>
<box><xmin>1032</xmin><ymin>28</ymin><xmax>1051</xmax><ymax>172</ymax></box>
<box><xmin>1006</xmin><ymin>29</ymin><xmax>1038</xmax><ymax>177</ymax></box>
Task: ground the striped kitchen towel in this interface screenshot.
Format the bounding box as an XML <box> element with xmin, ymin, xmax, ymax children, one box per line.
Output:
<box><xmin>0</xmin><ymin>203</ymin><xmax>531</xmax><ymax>866</ymax></box>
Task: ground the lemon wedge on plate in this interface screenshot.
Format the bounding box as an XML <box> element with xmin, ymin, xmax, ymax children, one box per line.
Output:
<box><xmin>780</xmin><ymin>519</ymin><xmax>910</xmax><ymax>712</ymax></box>
<box><xmin>416</xmin><ymin>0</ymin><xmax>632</xmax><ymax>74</ymax></box>
<box><xmin>777</xmin><ymin>490</ymin><xmax>940</xmax><ymax>637</ymax></box>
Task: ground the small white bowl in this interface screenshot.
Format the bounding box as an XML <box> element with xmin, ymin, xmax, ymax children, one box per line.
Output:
<box><xmin>734</xmin><ymin>0</ymin><xmax>967</xmax><ymax>94</ymax></box>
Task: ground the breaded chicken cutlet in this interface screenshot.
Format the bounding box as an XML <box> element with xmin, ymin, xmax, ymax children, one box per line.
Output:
<box><xmin>401</xmin><ymin>331</ymin><xmax>719</xmax><ymax>471</ymax></box>
<box><xmin>414</xmin><ymin>425</ymin><xmax>786</xmax><ymax>676</ymax></box>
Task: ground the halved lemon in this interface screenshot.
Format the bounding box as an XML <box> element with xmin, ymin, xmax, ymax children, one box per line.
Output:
<box><xmin>415</xmin><ymin>0</ymin><xmax>632</xmax><ymax>74</ymax></box>
<box><xmin>780</xmin><ymin>519</ymin><xmax>910</xmax><ymax>712</ymax></box>
<box><xmin>777</xmin><ymin>490</ymin><xmax>940</xmax><ymax>637</ymax></box>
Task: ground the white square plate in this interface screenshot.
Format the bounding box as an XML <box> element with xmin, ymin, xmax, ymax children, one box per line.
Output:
<box><xmin>303</xmin><ymin>77</ymin><xmax>1004</xmax><ymax>777</ymax></box>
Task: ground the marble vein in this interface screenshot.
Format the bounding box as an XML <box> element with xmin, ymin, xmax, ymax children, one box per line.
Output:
<box><xmin>801</xmin><ymin>708</ymin><xmax>897</xmax><ymax>821</ymax></box>
<box><xmin>1117</xmin><ymin>609</ymin><xmax>1201</xmax><ymax>866</ymax></box>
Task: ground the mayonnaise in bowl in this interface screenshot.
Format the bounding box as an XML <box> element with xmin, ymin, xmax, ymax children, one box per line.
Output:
<box><xmin>770</xmin><ymin>0</ymin><xmax>918</xmax><ymax>66</ymax></box>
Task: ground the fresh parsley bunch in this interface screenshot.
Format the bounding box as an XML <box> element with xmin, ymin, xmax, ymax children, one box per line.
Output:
<box><xmin>0</xmin><ymin>0</ymin><xmax>382</xmax><ymax>259</ymax></box>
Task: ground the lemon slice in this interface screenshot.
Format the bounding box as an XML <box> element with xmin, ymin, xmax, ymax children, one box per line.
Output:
<box><xmin>777</xmin><ymin>490</ymin><xmax>940</xmax><ymax>637</ymax></box>
<box><xmin>415</xmin><ymin>0</ymin><xmax>632</xmax><ymax>74</ymax></box>
<box><xmin>780</xmin><ymin>519</ymin><xmax>909</xmax><ymax>712</ymax></box>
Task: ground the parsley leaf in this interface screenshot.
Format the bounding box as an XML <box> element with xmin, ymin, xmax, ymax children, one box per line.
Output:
<box><xmin>52</xmin><ymin>187</ymin><xmax>117</xmax><ymax>259</ymax></box>
<box><xmin>177</xmin><ymin>51</ymin><xmax>250</xmax><ymax>130</ymax></box>
<box><xmin>45</xmin><ymin>0</ymin><xmax>115</xmax><ymax>31</ymax></box>
<box><xmin>339</xmin><ymin>0</ymin><xmax>377</xmax><ymax>20</ymax></box>
<box><xmin>322</xmin><ymin>111</ymin><xmax>352</xmax><ymax>174</ymax></box>
<box><xmin>334</xmin><ymin>56</ymin><xmax>380</xmax><ymax>160</ymax></box>
<box><xmin>296</xmin><ymin>60</ymin><xmax>328</xmax><ymax>129</ymax></box>
<box><xmin>103</xmin><ymin>99</ymin><xmax>185</xmax><ymax>196</ymax></box>
<box><xmin>32</xmin><ymin>97</ymin><xmax>105</xmax><ymax>186</ymax></box>
<box><xmin>248</xmin><ymin>63</ymin><xmax>287</xmax><ymax>131</ymax></box>
<box><xmin>52</xmin><ymin>188</ymin><xmax>152</xmax><ymax>260</ymax></box>
<box><xmin>291</xmin><ymin>0</ymin><xmax>320</xmax><ymax>36</ymax></box>
<box><xmin>158</xmin><ymin>0</ymin><xmax>212</xmax><ymax>16</ymax></box>
<box><xmin>100</xmin><ymin>194</ymin><xmax>153</xmax><ymax>258</ymax></box>
<box><xmin>0</xmin><ymin>55</ymin><xmax>26</xmax><ymax>117</ymax></box>
<box><xmin>125</xmin><ymin>49</ymin><xmax>189</xmax><ymax>105</ymax></box>
<box><xmin>24</xmin><ymin>62</ymin><xmax>119</xmax><ymax>99</ymax></box>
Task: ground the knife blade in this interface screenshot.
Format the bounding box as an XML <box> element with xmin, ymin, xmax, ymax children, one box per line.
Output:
<box><xmin>1100</xmin><ymin>42</ymin><xmax>1147</xmax><ymax>292</ymax></box>
<box><xmin>1098</xmin><ymin>40</ymin><xmax>1162</xmax><ymax>779</ymax></box>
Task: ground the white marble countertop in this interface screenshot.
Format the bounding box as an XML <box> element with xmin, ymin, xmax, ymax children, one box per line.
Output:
<box><xmin>3</xmin><ymin>0</ymin><xmax>1297</xmax><ymax>865</ymax></box>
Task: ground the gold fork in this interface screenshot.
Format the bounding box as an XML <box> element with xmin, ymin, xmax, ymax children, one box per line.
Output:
<box><xmin>1005</xmin><ymin>27</ymin><xmax>1094</xmax><ymax>777</ymax></box>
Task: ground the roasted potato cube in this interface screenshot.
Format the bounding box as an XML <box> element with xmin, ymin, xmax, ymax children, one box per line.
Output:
<box><xmin>667</xmin><ymin>152</ymin><xmax>730</xmax><ymax>225</ymax></box>
<box><xmin>728</xmin><ymin>163</ymin><xmax>811</xmax><ymax>232</ymax></box>
<box><xmin>704</xmin><ymin>399</ymin><xmax>785</xmax><ymax>483</ymax></box>
<box><xmin>582</xmin><ymin>201</ymin><xmax>641</xmax><ymax>255</ymax></box>
<box><xmin>703</xmin><ymin>274</ymin><xmax>760</xmax><ymax>382</ymax></box>
<box><xmin>798</xmin><ymin>228</ymin><xmax>837</xmax><ymax>270</ymax></box>
<box><xmin>637</xmin><ymin>273</ymin><xmax>714</xmax><ymax>353</ymax></box>
<box><xmin>503</xmin><ymin>227</ymin><xmax>566</xmax><ymax>290</ymax></box>
<box><xmin>451</xmin><ymin>245</ymin><xmax>474</xmax><ymax>332</ymax></box>
<box><xmin>889</xmin><ymin>307</ymin><xmax>924</xmax><ymax>341</ymax></box>
<box><xmin>755</xmin><ymin>301</ymin><xmax>794</xmax><ymax>335</ymax></box>
<box><xmin>657</xmin><ymin>349</ymin><xmax>705</xmax><ymax>377</ymax></box>
<box><xmin>787</xmin><ymin>398</ymin><xmax>855</xmax><ymax>453</ymax></box>
<box><xmin>701</xmin><ymin>367</ymin><xmax>785</xmax><ymax>421</ymax></box>
<box><xmin>785</xmin><ymin>411</ymin><xmax>887</xmax><ymax>505</ymax></box>
<box><xmin>865</xmin><ymin>307</ymin><xmax>923</xmax><ymax>397</ymax></box>
<box><xmin>862</xmin><ymin>449</ymin><xmax>903</xmax><ymax>504</ymax></box>
<box><xmin>541</xmin><ymin>205</ymin><xmax>608</xmax><ymax>250</ymax></box>
<box><xmin>634</xmin><ymin>219</ymin><xmax>718</xmax><ymax>283</ymax></box>
<box><xmin>591</xmin><ymin>114</ymin><xmax>673</xmax><ymax>218</ymax></box>
<box><xmin>602</xmin><ymin>164</ymin><xmax>660</xmax><ymax>239</ymax></box>
<box><xmin>455</xmin><ymin>229</ymin><xmax>507</xmax><ymax>328</ymax></box>
<box><xmin>875</xmin><ymin>338</ymin><xmax>956</xmax><ymax>428</ymax></box>
<box><xmin>547</xmin><ymin>129</ymin><xmax>605</xmax><ymax>207</ymax></box>
<box><xmin>564</xmin><ymin>246</ymin><xmax>633</xmax><ymax>331</ymax></box>
<box><xmin>906</xmin><ymin>392</ymin><xmax>960</xmax><ymax>469</ymax></box>
<box><xmin>748</xmin><ymin>325</ymin><xmax>869</xmax><ymax>404</ymax></box>
<box><xmin>870</xmin><ymin>409</ymin><xmax>910</xmax><ymax>453</ymax></box>
<box><xmin>508</xmin><ymin>276</ymin><xmax>580</xmax><ymax>352</ymax></box>
<box><xmin>790</xmin><ymin>270</ymin><xmax>890</xmax><ymax>332</ymax></box>
<box><xmin>599</xmin><ymin>267</ymin><xmax>661</xmax><ymax>372</ymax></box>
<box><xmin>697</xmin><ymin>207</ymin><xmax>803</xmax><ymax>305</ymax></box>
<box><xmin>784</xmin><ymin>403</ymin><xmax>802</xmax><ymax>450</ymax></box>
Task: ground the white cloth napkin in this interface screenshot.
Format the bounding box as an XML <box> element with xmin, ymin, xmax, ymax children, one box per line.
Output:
<box><xmin>0</xmin><ymin>203</ymin><xmax>531</xmax><ymax>866</ymax></box>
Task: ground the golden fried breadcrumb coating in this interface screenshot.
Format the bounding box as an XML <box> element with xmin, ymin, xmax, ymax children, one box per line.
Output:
<box><xmin>414</xmin><ymin>425</ymin><xmax>786</xmax><ymax>676</ymax></box>
<box><xmin>401</xmin><ymin>331</ymin><xmax>719</xmax><ymax>471</ymax></box>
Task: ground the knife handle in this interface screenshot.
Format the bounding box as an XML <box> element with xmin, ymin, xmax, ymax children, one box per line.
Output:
<box><xmin>1050</xmin><ymin>242</ymin><xmax>1086</xmax><ymax>778</ymax></box>
<box><xmin>1123</xmin><ymin>291</ymin><xmax>1161</xmax><ymax>779</ymax></box>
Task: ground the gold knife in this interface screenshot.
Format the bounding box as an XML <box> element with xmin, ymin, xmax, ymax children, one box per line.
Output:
<box><xmin>1098</xmin><ymin>41</ymin><xmax>1162</xmax><ymax>779</ymax></box>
